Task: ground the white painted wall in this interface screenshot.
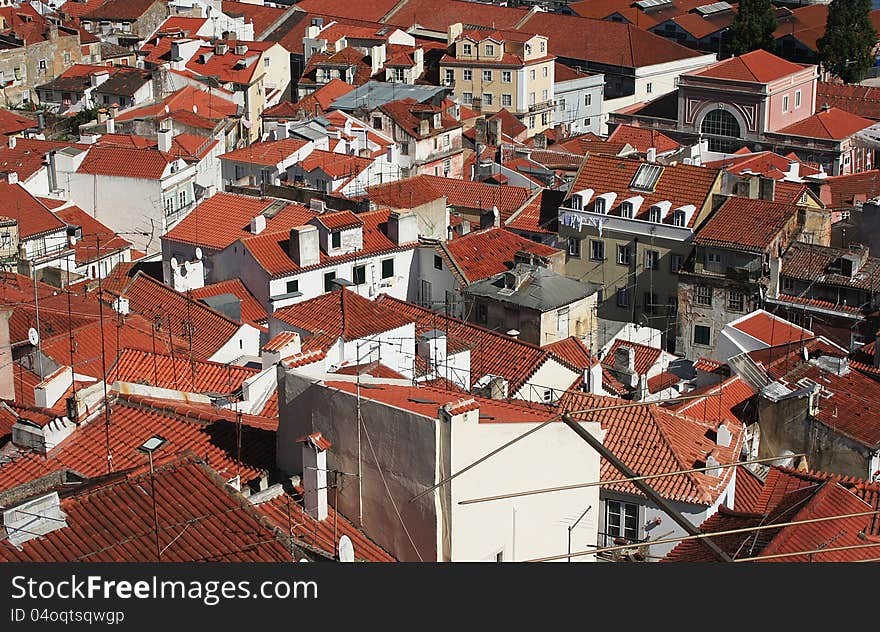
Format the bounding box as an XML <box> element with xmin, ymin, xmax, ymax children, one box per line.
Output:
<box><xmin>449</xmin><ymin>408</ymin><xmax>603</xmax><ymax>561</ymax></box>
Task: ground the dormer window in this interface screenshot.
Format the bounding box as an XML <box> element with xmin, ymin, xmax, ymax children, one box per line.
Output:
<box><xmin>485</xmin><ymin>44</ymin><xmax>494</xmax><ymax>56</ymax></box>
<box><xmin>571</xmin><ymin>195</ymin><xmax>582</xmax><ymax>210</ymax></box>
<box><xmin>649</xmin><ymin>206</ymin><xmax>661</xmax><ymax>223</ymax></box>
<box><xmin>462</xmin><ymin>43</ymin><xmax>472</xmax><ymax>55</ymax></box>
<box><xmin>621</xmin><ymin>202</ymin><xmax>633</xmax><ymax>218</ymax></box>
<box><xmin>594</xmin><ymin>198</ymin><xmax>606</xmax><ymax>214</ymax></box>
<box><xmin>673</xmin><ymin>210</ymin><xmax>686</xmax><ymax>227</ymax></box>
<box><xmin>331</xmin><ymin>231</ymin><xmax>341</xmax><ymax>248</ymax></box>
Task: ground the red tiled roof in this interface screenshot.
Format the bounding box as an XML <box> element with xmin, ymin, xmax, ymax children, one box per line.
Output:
<box><xmin>505</xmin><ymin>189</ymin><xmax>563</xmax><ymax>235</ymax></box>
<box><xmin>567</xmin><ymin>155</ymin><xmax>721</xmax><ymax>228</ymax></box>
<box><xmin>59</xmin><ymin>0</ymin><xmax>107</xmax><ymax>19</ymax></box>
<box><xmin>781</xmin><ymin>242</ymin><xmax>880</xmax><ymax>291</ymax></box>
<box><xmin>300</xmin><ymin>149</ymin><xmax>373</xmax><ymax>179</ymax></box>
<box><xmin>0</xmin><ymin>109</ymin><xmax>35</xmax><ymax>136</ymax></box>
<box><xmin>816</xmin><ymin>81</ymin><xmax>880</xmax><ymax>120</ymax></box>
<box><xmin>334</xmin><ymin>361</ymin><xmax>406</xmax><ymax>379</ymax></box>
<box><xmin>115</xmin><ymin>85</ymin><xmax>238</xmax><ymax>123</ymax></box>
<box><xmin>777</xmin><ymin>107</ymin><xmax>874</xmax><ymax>141</ymax></box>
<box><xmin>440</xmin><ymin>227</ymin><xmax>559</xmax><ymax>284</ymax></box>
<box><xmin>263</xmin><ymin>79</ymin><xmax>354</xmax><ymax>119</ymax></box>
<box><xmin>607</xmin><ymin>124</ymin><xmax>680</xmax><ymax>154</ymax></box>
<box><xmin>314</xmin><ymin>210</ymin><xmax>363</xmax><ymax>231</ymax></box>
<box><xmin>376</xmin><ymin>295</ymin><xmax>580</xmax><ymax>393</ymax></box>
<box><xmin>384</xmin><ymin>0</ymin><xmax>527</xmax><ymax>31</ymax></box>
<box><xmin>605</xmin><ymin>339</ymin><xmax>662</xmax><ymax>376</ymax></box>
<box><xmin>77</xmin><ymin>145</ymin><xmax>174</xmax><ymax>179</ymax></box>
<box><xmin>667</xmin><ymin>374</ymin><xmax>756</xmax><ymax>428</ymax></box>
<box><xmin>519</xmin><ymin>12</ymin><xmax>704</xmax><ymax>67</ymax></box>
<box><xmin>648</xmin><ymin>371</ymin><xmax>679</xmax><ymax>394</ymax></box>
<box><xmin>734</xmin><ymin>465</ymin><xmax>766</xmax><ymax>513</ymax></box>
<box><xmin>544</xmin><ymin>336</ymin><xmax>626</xmax><ymax>395</ymax></box>
<box><xmin>0</xmin><ymin>182</ymin><xmax>66</xmax><ymax>239</ymax></box>
<box><xmin>665</xmin><ymin>478</ymin><xmax>876</xmax><ymax>562</ymax></box>
<box><xmin>731</xmin><ymin>310</ymin><xmax>814</xmax><ymax>347</ymax></box>
<box><xmin>114</xmin><ymin>272</ymin><xmax>243</xmax><ymax>359</ymax></box>
<box><xmin>263</xmin><ymin>331</ymin><xmax>301</xmax><ymax>353</ymax></box>
<box><xmin>553</xmin><ymin>133</ymin><xmax>633</xmax><ymax>158</ymax></box>
<box><xmin>300</xmin><ymin>46</ymin><xmax>373</xmax><ymax>87</ymax></box>
<box><xmin>559</xmin><ymin>390</ymin><xmax>742</xmax><ymax>505</ymax></box>
<box><xmin>378</xmin><ymin>98</ymin><xmax>461</xmax><ymax>139</ymax></box>
<box><xmin>219</xmin><ymin>138</ymin><xmax>310</xmax><ymax>166</ymax></box>
<box><xmin>109</xmin><ymin>348</ymin><xmax>257</xmax><ymax>394</ymax></box>
<box><xmin>0</xmin><ymin>456</ymin><xmax>290</xmax><ymax>562</ymax></box>
<box><xmin>191</xmin><ymin>279</ymin><xmax>267</xmax><ymax>325</ymax></box>
<box><xmin>0</xmin><ymin>138</ymin><xmax>87</xmax><ymax>182</ymax></box>
<box><xmin>292</xmin><ymin>0</ymin><xmax>401</xmax><ymax>22</ymax></box>
<box><xmin>704</xmin><ymin>150</ymin><xmax>822</xmax><ymax>180</ymax></box>
<box><xmin>696</xmin><ymin>196</ymin><xmax>800</xmax><ymax>252</ymax></box>
<box><xmin>254</xmin><ymin>485</ymin><xmax>395</xmax><ymax>561</ymax></box>
<box><xmin>272</xmin><ymin>288</ymin><xmax>412</xmax><ymax>345</ymax></box>
<box><xmin>82</xmin><ymin>0</ymin><xmax>159</xmax><ymax>20</ymax></box>
<box><xmin>162</xmin><ymin>192</ymin><xmax>316</xmax><ymax>250</ymax></box>
<box><xmin>0</xmin><ymin>394</ymin><xmax>273</xmax><ymax>493</ymax></box>
<box><xmin>366</xmin><ymin>175</ymin><xmax>536</xmax><ymax>222</ymax></box>
<box><xmin>53</xmin><ymin>204</ymin><xmax>131</xmax><ymax>265</ymax></box>
<box><xmin>221</xmin><ymin>1</ymin><xmax>286</xmax><ymax>37</ymax></box>
<box><xmin>822</xmin><ymin>170</ymin><xmax>880</xmax><ymax>208</ymax></box>
<box><xmin>692</xmin><ymin>49</ymin><xmax>808</xmax><ymax>83</ymax></box>
<box><xmin>183</xmin><ymin>41</ymin><xmax>275</xmax><ymax>86</ymax></box>
<box><xmin>694</xmin><ymin>356</ymin><xmax>725</xmax><ymax>373</ymax></box>
<box><xmin>242</xmin><ymin>208</ymin><xmax>412</xmax><ymax>278</ymax></box>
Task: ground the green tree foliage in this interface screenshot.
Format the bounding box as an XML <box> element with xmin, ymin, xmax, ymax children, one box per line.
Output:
<box><xmin>818</xmin><ymin>0</ymin><xmax>878</xmax><ymax>84</ymax></box>
<box><xmin>726</xmin><ymin>0</ymin><xmax>777</xmax><ymax>57</ymax></box>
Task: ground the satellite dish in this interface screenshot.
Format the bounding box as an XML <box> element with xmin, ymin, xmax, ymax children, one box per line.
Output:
<box><xmin>27</xmin><ymin>327</ymin><xmax>39</xmax><ymax>347</ymax></box>
<box><xmin>338</xmin><ymin>535</ymin><xmax>354</xmax><ymax>562</ymax></box>
<box><xmin>170</xmin><ymin>256</ymin><xmax>178</xmax><ymax>269</ymax></box>
<box><xmin>195</xmin><ymin>247</ymin><xmax>203</xmax><ymax>260</ymax></box>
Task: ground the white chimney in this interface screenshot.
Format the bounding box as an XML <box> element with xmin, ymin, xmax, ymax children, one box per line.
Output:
<box><xmin>5</xmin><ymin>171</ymin><xmax>18</xmax><ymax>184</ymax></box>
<box><xmin>300</xmin><ymin>432</ymin><xmax>330</xmax><ymax>521</ymax></box>
<box><xmin>90</xmin><ymin>70</ymin><xmax>109</xmax><ymax>88</ymax></box>
<box><xmin>417</xmin><ymin>329</ymin><xmax>447</xmax><ymax>375</ymax></box>
<box><xmin>615</xmin><ymin>345</ymin><xmax>636</xmax><ymax>374</ymax></box>
<box><xmin>646</xmin><ymin>147</ymin><xmax>657</xmax><ymax>163</ymax></box>
<box><xmin>113</xmin><ymin>296</ymin><xmax>129</xmax><ymax>315</ymax></box>
<box><xmin>705</xmin><ymin>449</ymin><xmax>721</xmax><ymax>477</ymax></box>
<box><xmin>787</xmin><ymin>161</ymin><xmax>800</xmax><ymax>180</ymax></box>
<box><xmin>716</xmin><ymin>421</ymin><xmax>732</xmax><ymax>447</ymax></box>
<box><xmin>585</xmin><ymin>357</ymin><xmax>604</xmax><ymax>395</ymax></box>
<box><xmin>106</xmin><ymin>117</ymin><xmax>115</xmax><ymax>134</ymax></box>
<box><xmin>158</xmin><ymin>128</ymin><xmax>172</xmax><ymax>153</ymax></box>
<box><xmin>250</xmin><ymin>214</ymin><xmax>266</xmax><ymax>234</ymax></box>
<box><xmin>34</xmin><ymin>366</ymin><xmax>73</xmax><ymax>410</ymax></box>
<box><xmin>289</xmin><ymin>225</ymin><xmax>320</xmax><ymax>267</ymax></box>
<box><xmin>8</xmin><ymin>136</ymin><xmax>16</xmax><ymax>149</ymax></box>
<box><xmin>387</xmin><ymin>210</ymin><xmax>418</xmax><ymax>245</ymax></box>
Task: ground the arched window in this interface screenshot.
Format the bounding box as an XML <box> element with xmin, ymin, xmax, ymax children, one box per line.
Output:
<box><xmin>701</xmin><ymin>108</ymin><xmax>741</xmax><ymax>152</ymax></box>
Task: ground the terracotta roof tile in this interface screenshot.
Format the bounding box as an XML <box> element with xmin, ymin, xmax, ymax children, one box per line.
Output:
<box><xmin>781</xmin><ymin>242</ymin><xmax>880</xmax><ymax>292</ymax></box>
<box><xmin>520</xmin><ymin>12</ymin><xmax>704</xmax><ymax>67</ymax></box>
<box><xmin>53</xmin><ymin>204</ymin><xmax>131</xmax><ymax>265</ymax></box>
<box><xmin>190</xmin><ymin>279</ymin><xmax>267</xmax><ymax>325</ymax></box>
<box><xmin>822</xmin><ymin>170</ymin><xmax>880</xmax><ymax>208</ymax></box>
<box><xmin>263</xmin><ymin>79</ymin><xmax>355</xmax><ymax>119</ymax></box>
<box><xmin>109</xmin><ymin>348</ymin><xmax>258</xmax><ymax>394</ymax></box>
<box><xmin>696</xmin><ymin>196</ymin><xmax>800</xmax><ymax>252</ymax></box>
<box><xmin>559</xmin><ymin>390</ymin><xmax>743</xmax><ymax>504</ymax></box>
<box><xmin>77</xmin><ymin>145</ymin><xmax>174</xmax><ymax>179</ymax></box>
<box><xmin>272</xmin><ymin>288</ymin><xmax>412</xmax><ymax>343</ymax></box>
<box><xmin>605</xmin><ymin>339</ymin><xmax>662</xmax><ymax>375</ymax></box>
<box><xmin>219</xmin><ymin>138</ymin><xmax>310</xmax><ymax>166</ymax></box>
<box><xmin>648</xmin><ymin>370</ymin><xmax>680</xmax><ymax>394</ymax></box>
<box><xmin>441</xmin><ymin>227</ymin><xmax>560</xmax><ymax>284</ymax></box>
<box><xmin>0</xmin><ymin>456</ymin><xmax>291</xmax><ymax>562</ymax></box>
<box><xmin>567</xmin><ymin>155</ymin><xmax>721</xmax><ymax>228</ymax></box>
<box><xmin>0</xmin><ymin>182</ymin><xmax>66</xmax><ymax>239</ymax></box>
<box><xmin>731</xmin><ymin>310</ymin><xmax>814</xmax><ymax>347</ymax></box>
<box><xmin>505</xmin><ymin>189</ymin><xmax>563</xmax><ymax>234</ymax></box>
<box><xmin>734</xmin><ymin>465</ymin><xmax>766</xmax><ymax>513</ymax></box>
<box><xmin>383</xmin><ymin>0</ymin><xmax>528</xmax><ymax>31</ymax></box>
<box><xmin>162</xmin><ymin>192</ymin><xmax>316</xmax><ymax>251</ymax></box>
<box><xmin>704</xmin><ymin>150</ymin><xmax>822</xmax><ymax>179</ymax></box>
<box><xmin>242</xmin><ymin>208</ymin><xmax>412</xmax><ymax>278</ymax></box>
<box><xmin>0</xmin><ymin>109</ymin><xmax>36</xmax><ymax>136</ymax></box>
<box><xmin>292</xmin><ymin>0</ymin><xmax>402</xmax><ymax>22</ymax></box>
<box><xmin>608</xmin><ymin>124</ymin><xmax>681</xmax><ymax>154</ymax></box>
<box><xmin>0</xmin><ymin>395</ymin><xmax>272</xmax><ymax>493</ymax></box>
<box><xmin>221</xmin><ymin>1</ymin><xmax>286</xmax><ymax>37</ymax></box>
<box><xmin>817</xmin><ymin>81</ymin><xmax>880</xmax><ymax>120</ymax></box>
<box><xmin>113</xmin><ymin>272</ymin><xmax>243</xmax><ymax>359</ymax></box>
<box><xmin>692</xmin><ymin>49</ymin><xmax>808</xmax><ymax>83</ymax></box>
<box><xmin>776</xmin><ymin>107</ymin><xmax>874</xmax><ymax>141</ymax></box>
<box><xmin>254</xmin><ymin>485</ymin><xmax>395</xmax><ymax>561</ymax></box>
